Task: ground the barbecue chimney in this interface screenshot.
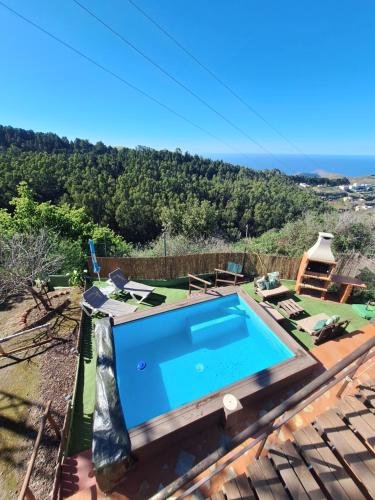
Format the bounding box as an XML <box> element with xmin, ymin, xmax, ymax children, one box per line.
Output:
<box><xmin>306</xmin><ymin>232</ymin><xmax>336</xmax><ymax>263</ymax></box>
<box><xmin>295</xmin><ymin>232</ymin><xmax>337</xmax><ymax>299</ymax></box>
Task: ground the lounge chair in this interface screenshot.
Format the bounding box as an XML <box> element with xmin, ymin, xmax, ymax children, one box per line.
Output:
<box><xmin>215</xmin><ymin>261</ymin><xmax>244</xmax><ymax>287</ymax></box>
<box><xmin>81</xmin><ymin>286</ymin><xmax>137</xmax><ymax>317</ymax></box>
<box><xmin>254</xmin><ymin>275</ymin><xmax>289</xmax><ymax>301</ymax></box>
<box><xmin>108</xmin><ymin>268</ymin><xmax>155</xmax><ymax>304</ymax></box>
<box><xmin>296</xmin><ymin>313</ymin><xmax>350</xmax><ymax>345</ymax></box>
<box><xmin>258</xmin><ymin>301</ymin><xmax>284</xmax><ymax>322</ymax></box>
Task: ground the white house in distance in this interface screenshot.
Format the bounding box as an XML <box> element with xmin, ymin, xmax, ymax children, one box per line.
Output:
<box><xmin>349</xmin><ymin>183</ymin><xmax>373</xmax><ymax>192</ymax></box>
<box><xmin>355</xmin><ymin>204</ymin><xmax>373</xmax><ymax>211</ymax></box>
<box><xmin>339</xmin><ymin>183</ymin><xmax>373</xmax><ymax>192</ymax></box>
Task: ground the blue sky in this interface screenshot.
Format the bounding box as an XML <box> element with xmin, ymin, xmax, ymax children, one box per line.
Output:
<box><xmin>0</xmin><ymin>0</ymin><xmax>374</xmax><ymax>158</ymax></box>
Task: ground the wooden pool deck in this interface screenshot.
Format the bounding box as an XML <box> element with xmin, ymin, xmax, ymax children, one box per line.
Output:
<box><xmin>61</xmin><ymin>321</ymin><xmax>375</xmax><ymax>500</ymax></box>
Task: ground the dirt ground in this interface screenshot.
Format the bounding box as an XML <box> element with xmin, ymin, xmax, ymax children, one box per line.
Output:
<box><xmin>0</xmin><ymin>288</ymin><xmax>81</xmax><ymax>499</ymax></box>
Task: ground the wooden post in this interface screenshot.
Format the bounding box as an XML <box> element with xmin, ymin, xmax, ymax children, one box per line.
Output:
<box><xmin>18</xmin><ymin>401</ymin><xmax>52</xmax><ymax>500</ymax></box>
<box><xmin>339</xmin><ymin>284</ymin><xmax>353</xmax><ymax>304</ymax></box>
<box><xmin>255</xmin><ymin>421</ymin><xmax>274</xmax><ymax>459</ymax></box>
<box><xmin>336</xmin><ymin>350</ymin><xmax>370</xmax><ymax>398</ymax></box>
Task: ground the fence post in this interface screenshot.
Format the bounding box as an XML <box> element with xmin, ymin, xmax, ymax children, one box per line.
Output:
<box><xmin>255</xmin><ymin>422</ymin><xmax>274</xmax><ymax>459</ymax></box>
<box><xmin>336</xmin><ymin>350</ymin><xmax>371</xmax><ymax>398</ymax></box>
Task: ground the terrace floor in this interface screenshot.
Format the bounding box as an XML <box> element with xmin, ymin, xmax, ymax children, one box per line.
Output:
<box><xmin>61</xmin><ymin>280</ymin><xmax>373</xmax><ymax>499</ymax></box>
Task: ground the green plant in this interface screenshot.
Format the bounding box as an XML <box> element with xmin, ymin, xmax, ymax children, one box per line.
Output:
<box><xmin>66</xmin><ymin>269</ymin><xmax>87</xmax><ymax>287</ymax></box>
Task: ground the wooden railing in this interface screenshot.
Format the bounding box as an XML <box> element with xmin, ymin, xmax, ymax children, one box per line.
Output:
<box><xmin>188</xmin><ymin>274</ymin><xmax>212</xmax><ymax>295</ymax></box>
<box><xmin>18</xmin><ymin>401</ymin><xmax>61</xmax><ymax>500</ymax></box>
<box><xmin>152</xmin><ymin>335</ymin><xmax>375</xmax><ymax>500</ymax></box>
<box><xmin>0</xmin><ymin>323</ymin><xmax>52</xmax><ymax>357</ymax></box>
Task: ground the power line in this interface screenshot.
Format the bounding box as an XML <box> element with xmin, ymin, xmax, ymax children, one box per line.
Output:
<box><xmin>72</xmin><ymin>0</ymin><xmax>289</xmax><ymax>169</ymax></box>
<box><xmin>126</xmin><ymin>0</ymin><xmax>319</xmax><ymax>168</ymax></box>
<box><xmin>0</xmin><ymin>0</ymin><xmax>254</xmax><ymax>162</ymax></box>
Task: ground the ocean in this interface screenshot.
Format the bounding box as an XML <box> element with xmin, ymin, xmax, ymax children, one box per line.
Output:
<box><xmin>205</xmin><ymin>153</ymin><xmax>375</xmax><ymax>178</ymax></box>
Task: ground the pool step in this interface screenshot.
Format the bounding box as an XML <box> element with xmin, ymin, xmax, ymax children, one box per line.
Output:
<box><xmin>190</xmin><ymin>313</ymin><xmax>246</xmax><ymax>345</ymax></box>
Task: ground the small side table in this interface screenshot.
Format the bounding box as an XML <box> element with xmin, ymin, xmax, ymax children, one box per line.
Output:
<box><xmin>277</xmin><ymin>299</ymin><xmax>304</xmax><ymax>318</ymax></box>
<box><xmin>331</xmin><ymin>275</ymin><xmax>367</xmax><ymax>304</ymax></box>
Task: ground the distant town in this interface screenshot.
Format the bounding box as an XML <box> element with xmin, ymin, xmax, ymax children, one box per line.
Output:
<box><xmin>294</xmin><ymin>175</ymin><xmax>375</xmax><ymax>212</ymax></box>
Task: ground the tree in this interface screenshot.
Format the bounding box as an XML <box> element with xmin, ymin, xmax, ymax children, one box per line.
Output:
<box><xmin>0</xmin><ymin>231</ymin><xmax>63</xmax><ymax>309</ymax></box>
<box><xmin>0</xmin><ymin>124</ymin><xmax>325</xmax><ymax>243</ymax></box>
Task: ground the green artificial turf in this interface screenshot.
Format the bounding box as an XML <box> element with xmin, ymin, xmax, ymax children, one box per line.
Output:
<box><xmin>65</xmin><ymin>284</ymin><xmax>188</xmax><ymax>456</ymax></box>
<box><xmin>241</xmin><ymin>280</ymin><xmax>368</xmax><ymax>350</ymax></box>
<box><xmin>67</xmin><ymin>279</ymin><xmax>368</xmax><ymax>455</ymax></box>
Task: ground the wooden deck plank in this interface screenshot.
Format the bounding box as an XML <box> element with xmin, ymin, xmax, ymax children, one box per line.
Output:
<box><xmin>268</xmin><ymin>445</ymin><xmax>310</xmax><ymax>499</ymax></box>
<box><xmin>294</xmin><ymin>425</ymin><xmax>364</xmax><ymax>500</ymax></box>
<box><xmin>341</xmin><ymin>395</ymin><xmax>375</xmax><ymax>432</ymax></box>
<box><xmin>235</xmin><ymin>473</ymin><xmax>255</xmax><ymax>499</ymax></box>
<box><xmin>210</xmin><ymin>491</ymin><xmax>226</xmax><ymax>500</ymax></box>
<box><xmin>357</xmin><ymin>380</ymin><xmax>375</xmax><ymax>410</ymax></box>
<box><xmin>315</xmin><ymin>409</ymin><xmax>375</xmax><ymax>497</ymax></box>
<box><xmin>256</xmin><ymin>457</ymin><xmax>289</xmax><ymax>500</ymax></box>
<box><xmin>279</xmin><ymin>440</ymin><xmax>323</xmax><ymax>499</ymax></box>
<box><xmin>223</xmin><ymin>478</ymin><xmax>241</xmax><ymax>499</ymax></box>
<box><xmin>247</xmin><ymin>460</ymin><xmax>275</xmax><ymax>500</ymax></box>
<box><xmin>336</xmin><ymin>396</ymin><xmax>375</xmax><ymax>450</ymax></box>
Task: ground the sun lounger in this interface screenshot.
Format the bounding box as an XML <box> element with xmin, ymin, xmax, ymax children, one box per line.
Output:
<box><xmin>81</xmin><ymin>286</ymin><xmax>137</xmax><ymax>317</ymax></box>
<box><xmin>296</xmin><ymin>313</ymin><xmax>350</xmax><ymax>345</ymax></box>
<box><xmin>108</xmin><ymin>268</ymin><xmax>155</xmax><ymax>304</ymax></box>
<box><xmin>254</xmin><ymin>276</ymin><xmax>289</xmax><ymax>301</ymax></box>
<box><xmin>258</xmin><ymin>301</ymin><xmax>284</xmax><ymax>322</ymax></box>
<box><xmin>296</xmin><ymin>313</ymin><xmax>329</xmax><ymax>335</ymax></box>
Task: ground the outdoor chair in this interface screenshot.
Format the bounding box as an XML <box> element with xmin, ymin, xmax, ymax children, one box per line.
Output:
<box><xmin>81</xmin><ymin>286</ymin><xmax>137</xmax><ymax>318</ymax></box>
<box><xmin>254</xmin><ymin>275</ymin><xmax>289</xmax><ymax>301</ymax></box>
<box><xmin>214</xmin><ymin>262</ymin><xmax>244</xmax><ymax>287</ymax></box>
<box><xmin>296</xmin><ymin>313</ymin><xmax>350</xmax><ymax>345</ymax></box>
<box><xmin>108</xmin><ymin>268</ymin><xmax>155</xmax><ymax>304</ymax></box>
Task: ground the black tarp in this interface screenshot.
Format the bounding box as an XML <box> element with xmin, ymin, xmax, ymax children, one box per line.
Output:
<box><xmin>92</xmin><ymin>317</ymin><xmax>132</xmax><ymax>492</ymax></box>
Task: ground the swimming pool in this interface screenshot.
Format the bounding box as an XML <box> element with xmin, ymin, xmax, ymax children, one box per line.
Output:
<box><xmin>112</xmin><ymin>287</ymin><xmax>316</xmax><ymax>457</ymax></box>
<box><xmin>114</xmin><ymin>293</ymin><xmax>293</xmax><ymax>429</ymax></box>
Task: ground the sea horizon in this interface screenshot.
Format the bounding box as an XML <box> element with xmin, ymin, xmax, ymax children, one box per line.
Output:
<box><xmin>204</xmin><ymin>153</ymin><xmax>375</xmax><ymax>178</ymax></box>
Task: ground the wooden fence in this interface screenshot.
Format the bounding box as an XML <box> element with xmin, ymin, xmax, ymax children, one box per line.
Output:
<box><xmin>87</xmin><ymin>252</ymin><xmax>302</xmax><ymax>281</ymax></box>
<box><xmin>335</xmin><ymin>252</ymin><xmax>375</xmax><ymax>278</ymax></box>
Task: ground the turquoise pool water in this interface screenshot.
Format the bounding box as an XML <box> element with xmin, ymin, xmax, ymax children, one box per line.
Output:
<box><xmin>113</xmin><ymin>294</ymin><xmax>294</xmax><ymax>429</ymax></box>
